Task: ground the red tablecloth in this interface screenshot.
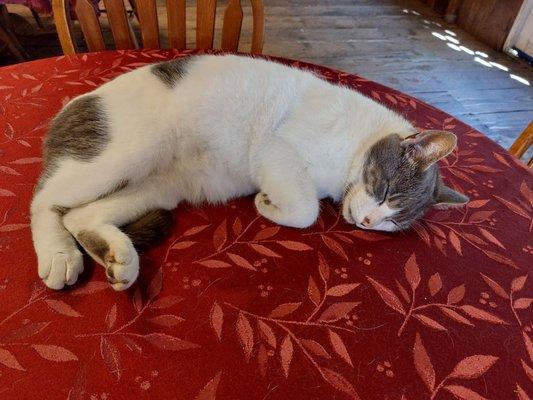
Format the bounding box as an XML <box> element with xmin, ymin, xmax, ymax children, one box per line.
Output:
<box><xmin>0</xmin><ymin>49</ymin><xmax>532</xmax><ymax>400</ymax></box>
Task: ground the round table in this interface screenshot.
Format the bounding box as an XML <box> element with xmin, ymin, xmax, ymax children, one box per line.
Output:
<box><xmin>0</xmin><ymin>49</ymin><xmax>531</xmax><ymax>400</ymax></box>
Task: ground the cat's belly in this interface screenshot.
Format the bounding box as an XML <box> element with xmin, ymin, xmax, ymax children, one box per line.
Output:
<box><xmin>181</xmin><ymin>169</ymin><xmax>256</xmax><ymax>204</ymax></box>
<box><xmin>171</xmin><ymin>151</ymin><xmax>256</xmax><ymax>205</ymax></box>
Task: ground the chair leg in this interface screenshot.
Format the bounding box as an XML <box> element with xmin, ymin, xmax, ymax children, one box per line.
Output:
<box><xmin>0</xmin><ymin>4</ymin><xmax>30</xmax><ymax>61</ymax></box>
<box><xmin>509</xmin><ymin>122</ymin><xmax>533</xmax><ymax>159</ymax></box>
<box><xmin>30</xmin><ymin>8</ymin><xmax>45</xmax><ymax>29</ymax></box>
<box><xmin>445</xmin><ymin>0</ymin><xmax>462</xmax><ymax>23</ymax></box>
<box><xmin>0</xmin><ymin>5</ymin><xmax>11</xmax><ymax>27</ymax></box>
<box><xmin>0</xmin><ymin>6</ymin><xmax>29</xmax><ymax>61</ymax></box>
<box><xmin>0</xmin><ymin>23</ymin><xmax>29</xmax><ymax>61</ymax></box>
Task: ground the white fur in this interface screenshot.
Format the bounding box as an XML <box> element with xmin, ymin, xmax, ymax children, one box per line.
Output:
<box><xmin>31</xmin><ymin>55</ymin><xmax>415</xmax><ymax>290</ymax></box>
<box><xmin>342</xmin><ymin>186</ymin><xmax>399</xmax><ymax>231</ymax></box>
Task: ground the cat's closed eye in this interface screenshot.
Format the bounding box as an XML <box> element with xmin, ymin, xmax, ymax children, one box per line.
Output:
<box><xmin>378</xmin><ymin>181</ymin><xmax>390</xmax><ymax>205</ymax></box>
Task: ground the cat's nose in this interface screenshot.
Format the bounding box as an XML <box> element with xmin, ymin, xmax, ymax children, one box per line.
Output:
<box><xmin>361</xmin><ymin>216</ymin><xmax>371</xmax><ymax>227</ymax></box>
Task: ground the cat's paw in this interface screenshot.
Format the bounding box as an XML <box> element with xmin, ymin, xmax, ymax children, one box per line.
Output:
<box><xmin>255</xmin><ymin>192</ymin><xmax>281</xmax><ymax>218</ymax></box>
<box><xmin>255</xmin><ymin>191</ymin><xmax>318</xmax><ymax>229</ymax></box>
<box><xmin>104</xmin><ymin>241</ymin><xmax>139</xmax><ymax>291</ymax></box>
<box><xmin>256</xmin><ymin>192</ymin><xmax>278</xmax><ymax>208</ymax></box>
<box><xmin>39</xmin><ymin>249</ymin><xmax>84</xmax><ymax>290</ymax></box>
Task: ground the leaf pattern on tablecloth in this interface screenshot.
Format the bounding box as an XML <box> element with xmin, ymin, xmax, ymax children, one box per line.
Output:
<box><xmin>368</xmin><ymin>254</ymin><xmax>511</xmax><ymax>337</ymax></box>
<box><xmin>414</xmin><ymin>333</ymin><xmax>499</xmax><ymax>399</ymax></box>
<box><xmin>0</xmin><ymin>49</ymin><xmax>531</xmax><ymax>399</ymax></box>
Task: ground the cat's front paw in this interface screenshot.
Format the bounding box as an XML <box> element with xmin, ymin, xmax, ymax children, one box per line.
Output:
<box><xmin>254</xmin><ymin>192</ymin><xmax>317</xmax><ymax>228</ymax></box>
<box><xmin>104</xmin><ymin>242</ymin><xmax>139</xmax><ymax>291</ymax></box>
<box><xmin>255</xmin><ymin>192</ymin><xmax>281</xmax><ymax>220</ymax></box>
<box><xmin>255</xmin><ymin>192</ymin><xmax>280</xmax><ymax>211</ymax></box>
<box><xmin>39</xmin><ymin>249</ymin><xmax>84</xmax><ymax>290</ymax></box>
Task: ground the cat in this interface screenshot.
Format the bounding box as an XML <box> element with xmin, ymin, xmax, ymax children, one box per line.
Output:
<box><xmin>30</xmin><ymin>54</ymin><xmax>468</xmax><ymax>292</ymax></box>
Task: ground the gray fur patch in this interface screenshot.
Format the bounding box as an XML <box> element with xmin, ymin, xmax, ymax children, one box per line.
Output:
<box><xmin>362</xmin><ymin>134</ymin><xmax>439</xmax><ymax>229</ymax></box>
<box><xmin>36</xmin><ymin>95</ymin><xmax>108</xmax><ymax>190</ymax></box>
<box><xmin>121</xmin><ymin>209</ymin><xmax>173</xmax><ymax>249</ymax></box>
<box><xmin>151</xmin><ymin>57</ymin><xmax>191</xmax><ymax>88</ymax></box>
<box><xmin>77</xmin><ymin>230</ymin><xmax>109</xmax><ymax>263</ymax></box>
<box><xmin>45</xmin><ymin>95</ymin><xmax>108</xmax><ymax>162</ymax></box>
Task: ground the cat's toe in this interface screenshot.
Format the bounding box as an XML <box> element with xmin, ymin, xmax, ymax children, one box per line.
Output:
<box><xmin>104</xmin><ymin>245</ymin><xmax>139</xmax><ymax>291</ymax></box>
<box><xmin>261</xmin><ymin>192</ymin><xmax>272</xmax><ymax>204</ymax></box>
<box><xmin>41</xmin><ymin>250</ymin><xmax>84</xmax><ymax>290</ymax></box>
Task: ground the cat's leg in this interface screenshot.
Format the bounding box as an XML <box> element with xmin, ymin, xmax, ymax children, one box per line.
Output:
<box><xmin>253</xmin><ymin>139</ymin><xmax>319</xmax><ymax>228</ymax></box>
<box><xmin>31</xmin><ymin>161</ymin><xmax>131</xmax><ymax>290</ymax></box>
<box><xmin>31</xmin><ymin>196</ymin><xmax>83</xmax><ymax>290</ymax></box>
<box><xmin>62</xmin><ymin>176</ymin><xmax>177</xmax><ymax>291</ymax></box>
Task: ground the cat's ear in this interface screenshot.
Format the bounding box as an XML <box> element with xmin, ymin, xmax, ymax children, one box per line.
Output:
<box><xmin>401</xmin><ymin>130</ymin><xmax>457</xmax><ymax>171</ymax></box>
<box><xmin>433</xmin><ymin>184</ymin><xmax>469</xmax><ymax>209</ymax></box>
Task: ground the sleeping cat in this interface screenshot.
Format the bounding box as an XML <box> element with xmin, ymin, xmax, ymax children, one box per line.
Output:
<box><xmin>31</xmin><ymin>54</ymin><xmax>468</xmax><ymax>291</ymax></box>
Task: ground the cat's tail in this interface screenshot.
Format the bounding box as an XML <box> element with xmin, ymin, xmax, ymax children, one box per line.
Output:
<box><xmin>121</xmin><ymin>209</ymin><xmax>174</xmax><ymax>250</ymax></box>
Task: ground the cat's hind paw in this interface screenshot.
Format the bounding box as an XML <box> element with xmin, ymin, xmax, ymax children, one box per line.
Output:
<box><xmin>104</xmin><ymin>243</ymin><xmax>139</xmax><ymax>291</ymax></box>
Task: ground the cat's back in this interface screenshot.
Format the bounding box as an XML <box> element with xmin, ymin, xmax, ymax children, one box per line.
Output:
<box><xmin>184</xmin><ymin>55</ymin><xmax>312</xmax><ymax>92</ymax></box>
<box><xmin>167</xmin><ymin>55</ymin><xmax>317</xmax><ymax>133</ymax></box>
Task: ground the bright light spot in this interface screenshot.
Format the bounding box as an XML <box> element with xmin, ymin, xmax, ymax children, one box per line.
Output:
<box><xmin>447</xmin><ymin>43</ymin><xmax>461</xmax><ymax>51</ymax></box>
<box><xmin>412</xmin><ymin>10</ymin><xmax>420</xmax><ymax>15</ymax></box>
<box><xmin>475</xmin><ymin>51</ymin><xmax>488</xmax><ymax>58</ymax></box>
<box><xmin>474</xmin><ymin>57</ymin><xmax>492</xmax><ymax>67</ymax></box>
<box><xmin>444</xmin><ymin>30</ymin><xmax>456</xmax><ymax>36</ymax></box>
<box><xmin>508</xmin><ymin>48</ymin><xmax>519</xmax><ymax>57</ymax></box>
<box><xmin>435</xmin><ymin>22</ymin><xmax>442</xmax><ymax>27</ymax></box>
<box><xmin>446</xmin><ymin>36</ymin><xmax>460</xmax><ymax>44</ymax></box>
<box><xmin>432</xmin><ymin>32</ymin><xmax>447</xmax><ymax>40</ymax></box>
<box><xmin>423</xmin><ymin>19</ymin><xmax>430</xmax><ymax>24</ymax></box>
<box><xmin>510</xmin><ymin>74</ymin><xmax>530</xmax><ymax>86</ymax></box>
<box><xmin>459</xmin><ymin>46</ymin><xmax>475</xmax><ymax>55</ymax></box>
<box><xmin>489</xmin><ymin>62</ymin><xmax>508</xmax><ymax>71</ymax></box>
<box><xmin>403</xmin><ymin>9</ymin><xmax>409</xmax><ymax>13</ymax></box>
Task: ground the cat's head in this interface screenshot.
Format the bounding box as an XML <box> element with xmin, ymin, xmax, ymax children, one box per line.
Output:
<box><xmin>342</xmin><ymin>130</ymin><xmax>468</xmax><ymax>232</ymax></box>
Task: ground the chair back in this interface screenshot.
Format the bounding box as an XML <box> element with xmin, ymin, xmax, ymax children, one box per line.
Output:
<box><xmin>52</xmin><ymin>0</ymin><xmax>264</xmax><ymax>54</ymax></box>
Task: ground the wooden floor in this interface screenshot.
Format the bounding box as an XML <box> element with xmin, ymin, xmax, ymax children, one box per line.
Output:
<box><xmin>2</xmin><ymin>0</ymin><xmax>533</xmax><ymax>150</ymax></box>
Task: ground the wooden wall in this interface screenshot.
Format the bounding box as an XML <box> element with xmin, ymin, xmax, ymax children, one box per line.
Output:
<box><xmin>457</xmin><ymin>0</ymin><xmax>524</xmax><ymax>49</ymax></box>
<box><xmin>420</xmin><ymin>0</ymin><xmax>525</xmax><ymax>50</ymax></box>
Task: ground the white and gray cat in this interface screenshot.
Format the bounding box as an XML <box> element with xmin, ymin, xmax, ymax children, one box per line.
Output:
<box><xmin>31</xmin><ymin>55</ymin><xmax>468</xmax><ymax>291</ymax></box>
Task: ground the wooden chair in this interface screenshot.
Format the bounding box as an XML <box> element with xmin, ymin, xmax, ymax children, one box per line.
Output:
<box><xmin>52</xmin><ymin>0</ymin><xmax>264</xmax><ymax>55</ymax></box>
<box><xmin>509</xmin><ymin>122</ymin><xmax>533</xmax><ymax>167</ymax></box>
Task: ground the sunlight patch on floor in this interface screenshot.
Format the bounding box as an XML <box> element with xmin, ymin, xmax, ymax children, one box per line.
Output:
<box><xmin>474</xmin><ymin>57</ymin><xmax>492</xmax><ymax>67</ymax></box>
<box><xmin>459</xmin><ymin>46</ymin><xmax>475</xmax><ymax>55</ymax></box>
<box><xmin>446</xmin><ymin>35</ymin><xmax>459</xmax><ymax>44</ymax></box>
<box><xmin>510</xmin><ymin>74</ymin><xmax>530</xmax><ymax>86</ymax></box>
<box><xmin>490</xmin><ymin>62</ymin><xmax>509</xmax><ymax>71</ymax></box>
<box><xmin>447</xmin><ymin>43</ymin><xmax>461</xmax><ymax>51</ymax></box>
<box><xmin>432</xmin><ymin>32</ymin><xmax>447</xmax><ymax>40</ymax></box>
<box><xmin>386</xmin><ymin>9</ymin><xmax>530</xmax><ymax>88</ymax></box>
